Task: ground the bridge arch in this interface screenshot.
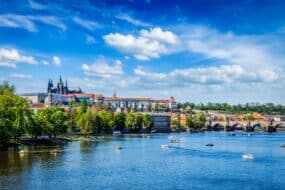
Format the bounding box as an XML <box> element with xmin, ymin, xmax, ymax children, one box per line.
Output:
<box><xmin>232</xmin><ymin>123</ymin><xmax>245</xmax><ymax>130</ymax></box>
<box><xmin>212</xmin><ymin>123</ymin><xmax>225</xmax><ymax>131</ymax></box>
<box><xmin>252</xmin><ymin>123</ymin><xmax>261</xmax><ymax>129</ymax></box>
<box><xmin>275</xmin><ymin>123</ymin><xmax>285</xmax><ymax>129</ymax></box>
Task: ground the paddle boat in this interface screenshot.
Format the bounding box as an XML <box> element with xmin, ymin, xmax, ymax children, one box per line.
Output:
<box><xmin>161</xmin><ymin>144</ymin><xmax>169</xmax><ymax>149</ymax></box>
<box><xmin>229</xmin><ymin>133</ymin><xmax>236</xmax><ymax>136</ymax></box>
<box><xmin>113</xmin><ymin>131</ymin><xmax>121</xmax><ymax>136</ymax></box>
<box><xmin>242</xmin><ymin>154</ymin><xmax>254</xmax><ymax>160</ymax></box>
<box><xmin>170</xmin><ymin>139</ymin><xmax>180</xmax><ymax>143</ymax></box>
<box><xmin>280</xmin><ymin>144</ymin><xmax>285</xmax><ymax>148</ymax></box>
<box><xmin>115</xmin><ymin>145</ymin><xmax>122</xmax><ymax>150</ymax></box>
<box><xmin>205</xmin><ymin>143</ymin><xmax>214</xmax><ymax>147</ymax></box>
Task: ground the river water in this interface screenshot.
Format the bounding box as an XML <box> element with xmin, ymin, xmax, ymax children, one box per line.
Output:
<box><xmin>1</xmin><ymin>132</ymin><xmax>285</xmax><ymax>190</ymax></box>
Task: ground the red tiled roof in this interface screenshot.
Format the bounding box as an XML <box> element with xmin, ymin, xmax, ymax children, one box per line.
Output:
<box><xmin>59</xmin><ymin>93</ymin><xmax>103</xmax><ymax>98</ymax></box>
<box><xmin>104</xmin><ymin>97</ymin><xmax>152</xmax><ymax>101</ymax></box>
<box><xmin>153</xmin><ymin>99</ymin><xmax>169</xmax><ymax>103</ymax></box>
<box><xmin>153</xmin><ymin>96</ymin><xmax>176</xmax><ymax>103</ymax></box>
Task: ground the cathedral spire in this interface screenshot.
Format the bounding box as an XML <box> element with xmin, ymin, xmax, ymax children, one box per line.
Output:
<box><xmin>113</xmin><ymin>90</ymin><xmax>117</xmax><ymax>98</ymax></box>
<box><xmin>59</xmin><ymin>75</ymin><xmax>62</xmax><ymax>83</ymax></box>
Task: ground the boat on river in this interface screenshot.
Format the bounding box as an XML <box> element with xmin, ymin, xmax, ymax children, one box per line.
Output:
<box><xmin>115</xmin><ymin>145</ymin><xmax>122</xmax><ymax>150</ymax></box>
<box><xmin>161</xmin><ymin>144</ymin><xmax>169</xmax><ymax>148</ymax></box>
<box><xmin>170</xmin><ymin>139</ymin><xmax>180</xmax><ymax>143</ymax></box>
<box><xmin>242</xmin><ymin>154</ymin><xmax>254</xmax><ymax>160</ymax></box>
<box><xmin>113</xmin><ymin>131</ymin><xmax>121</xmax><ymax>136</ymax></box>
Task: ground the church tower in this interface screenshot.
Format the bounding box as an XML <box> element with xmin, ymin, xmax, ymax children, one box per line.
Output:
<box><xmin>57</xmin><ymin>76</ymin><xmax>64</xmax><ymax>94</ymax></box>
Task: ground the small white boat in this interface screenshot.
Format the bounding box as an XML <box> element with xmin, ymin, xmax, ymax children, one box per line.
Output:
<box><xmin>115</xmin><ymin>145</ymin><xmax>122</xmax><ymax>150</ymax></box>
<box><xmin>242</xmin><ymin>154</ymin><xmax>254</xmax><ymax>160</ymax></box>
<box><xmin>248</xmin><ymin>133</ymin><xmax>252</xmax><ymax>136</ymax></box>
<box><xmin>161</xmin><ymin>144</ymin><xmax>169</xmax><ymax>148</ymax></box>
<box><xmin>170</xmin><ymin>139</ymin><xmax>180</xmax><ymax>143</ymax></box>
<box><xmin>113</xmin><ymin>131</ymin><xmax>121</xmax><ymax>136</ymax></box>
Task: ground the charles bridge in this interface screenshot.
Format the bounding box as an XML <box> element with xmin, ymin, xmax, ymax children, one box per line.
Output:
<box><xmin>206</xmin><ymin>119</ymin><xmax>285</xmax><ymax>132</ymax></box>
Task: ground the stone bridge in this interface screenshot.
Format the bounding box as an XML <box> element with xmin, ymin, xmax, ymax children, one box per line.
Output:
<box><xmin>206</xmin><ymin>120</ymin><xmax>285</xmax><ymax>132</ymax></box>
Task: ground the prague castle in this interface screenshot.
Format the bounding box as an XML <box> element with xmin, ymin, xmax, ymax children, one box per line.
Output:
<box><xmin>47</xmin><ymin>76</ymin><xmax>82</xmax><ymax>95</ymax></box>
<box><xmin>20</xmin><ymin>76</ymin><xmax>177</xmax><ymax>111</ymax></box>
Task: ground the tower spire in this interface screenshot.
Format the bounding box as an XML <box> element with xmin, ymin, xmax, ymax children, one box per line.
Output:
<box><xmin>113</xmin><ymin>90</ymin><xmax>117</xmax><ymax>98</ymax></box>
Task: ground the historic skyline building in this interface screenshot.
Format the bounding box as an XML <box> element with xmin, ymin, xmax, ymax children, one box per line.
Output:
<box><xmin>47</xmin><ymin>76</ymin><xmax>82</xmax><ymax>95</ymax></box>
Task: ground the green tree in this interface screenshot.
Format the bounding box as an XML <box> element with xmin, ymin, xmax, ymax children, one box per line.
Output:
<box><xmin>66</xmin><ymin>108</ymin><xmax>77</xmax><ymax>133</ymax></box>
<box><xmin>135</xmin><ymin>113</ymin><xmax>143</xmax><ymax>130</ymax></box>
<box><xmin>125</xmin><ymin>112</ymin><xmax>136</xmax><ymax>130</ymax></box>
<box><xmin>35</xmin><ymin>108</ymin><xmax>53</xmax><ymax>138</ymax></box>
<box><xmin>51</xmin><ymin>107</ymin><xmax>68</xmax><ymax>136</ymax></box>
<box><xmin>98</xmin><ymin>110</ymin><xmax>114</xmax><ymax>131</ymax></box>
<box><xmin>193</xmin><ymin>112</ymin><xmax>206</xmax><ymax>129</ymax></box>
<box><xmin>93</xmin><ymin>113</ymin><xmax>103</xmax><ymax>134</ymax></box>
<box><xmin>80</xmin><ymin>101</ymin><xmax>88</xmax><ymax>113</ymax></box>
<box><xmin>0</xmin><ymin>81</ymin><xmax>31</xmax><ymax>143</ymax></box>
<box><xmin>186</xmin><ymin>115</ymin><xmax>195</xmax><ymax>128</ymax></box>
<box><xmin>0</xmin><ymin>81</ymin><xmax>15</xmax><ymax>95</ymax></box>
<box><xmin>25</xmin><ymin>113</ymin><xmax>43</xmax><ymax>139</ymax></box>
<box><xmin>79</xmin><ymin>109</ymin><xmax>96</xmax><ymax>136</ymax></box>
<box><xmin>143</xmin><ymin>114</ymin><xmax>153</xmax><ymax>131</ymax></box>
<box><xmin>114</xmin><ymin>112</ymin><xmax>126</xmax><ymax>131</ymax></box>
<box><xmin>35</xmin><ymin>107</ymin><xmax>67</xmax><ymax>138</ymax></box>
<box><xmin>0</xmin><ymin>118</ymin><xmax>10</xmax><ymax>144</ymax></box>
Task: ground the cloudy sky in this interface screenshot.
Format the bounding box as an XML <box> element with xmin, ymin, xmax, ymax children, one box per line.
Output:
<box><xmin>0</xmin><ymin>0</ymin><xmax>285</xmax><ymax>104</ymax></box>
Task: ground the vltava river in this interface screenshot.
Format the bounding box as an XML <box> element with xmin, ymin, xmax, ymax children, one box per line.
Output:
<box><xmin>1</xmin><ymin>132</ymin><xmax>285</xmax><ymax>190</ymax></box>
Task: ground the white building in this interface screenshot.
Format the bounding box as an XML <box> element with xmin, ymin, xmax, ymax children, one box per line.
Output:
<box><xmin>19</xmin><ymin>93</ymin><xmax>47</xmax><ymax>104</ymax></box>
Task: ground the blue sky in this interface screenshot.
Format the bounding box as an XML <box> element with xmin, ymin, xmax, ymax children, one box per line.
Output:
<box><xmin>0</xmin><ymin>0</ymin><xmax>285</xmax><ymax>104</ymax></box>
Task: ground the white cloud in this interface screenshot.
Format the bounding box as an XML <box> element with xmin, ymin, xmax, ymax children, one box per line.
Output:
<box><xmin>116</xmin><ymin>14</ymin><xmax>150</xmax><ymax>27</ymax></box>
<box><xmin>0</xmin><ymin>48</ymin><xmax>37</xmax><ymax>68</ymax></box>
<box><xmin>0</xmin><ymin>14</ymin><xmax>36</xmax><ymax>32</ymax></box>
<box><xmin>41</xmin><ymin>60</ymin><xmax>49</xmax><ymax>65</ymax></box>
<box><xmin>85</xmin><ymin>35</ymin><xmax>96</xmax><ymax>44</ymax></box>
<box><xmin>140</xmin><ymin>27</ymin><xmax>178</xmax><ymax>44</ymax></box>
<box><xmin>180</xmin><ymin>25</ymin><xmax>284</xmax><ymax>72</ymax></box>
<box><xmin>0</xmin><ymin>62</ymin><xmax>16</xmax><ymax>68</ymax></box>
<box><xmin>134</xmin><ymin>64</ymin><xmax>279</xmax><ymax>86</ymax></box>
<box><xmin>73</xmin><ymin>16</ymin><xmax>101</xmax><ymax>31</ymax></box>
<box><xmin>82</xmin><ymin>58</ymin><xmax>123</xmax><ymax>78</ymax></box>
<box><xmin>89</xmin><ymin>25</ymin><xmax>285</xmax><ymax>103</ymax></box>
<box><xmin>52</xmin><ymin>56</ymin><xmax>61</xmax><ymax>66</ymax></box>
<box><xmin>9</xmin><ymin>73</ymin><xmax>32</xmax><ymax>79</ymax></box>
<box><xmin>0</xmin><ymin>14</ymin><xmax>66</xmax><ymax>32</ymax></box>
<box><xmin>103</xmin><ymin>27</ymin><xmax>179</xmax><ymax>60</ymax></box>
<box><xmin>28</xmin><ymin>0</ymin><xmax>46</xmax><ymax>10</ymax></box>
<box><xmin>33</xmin><ymin>16</ymin><xmax>66</xmax><ymax>30</ymax></box>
